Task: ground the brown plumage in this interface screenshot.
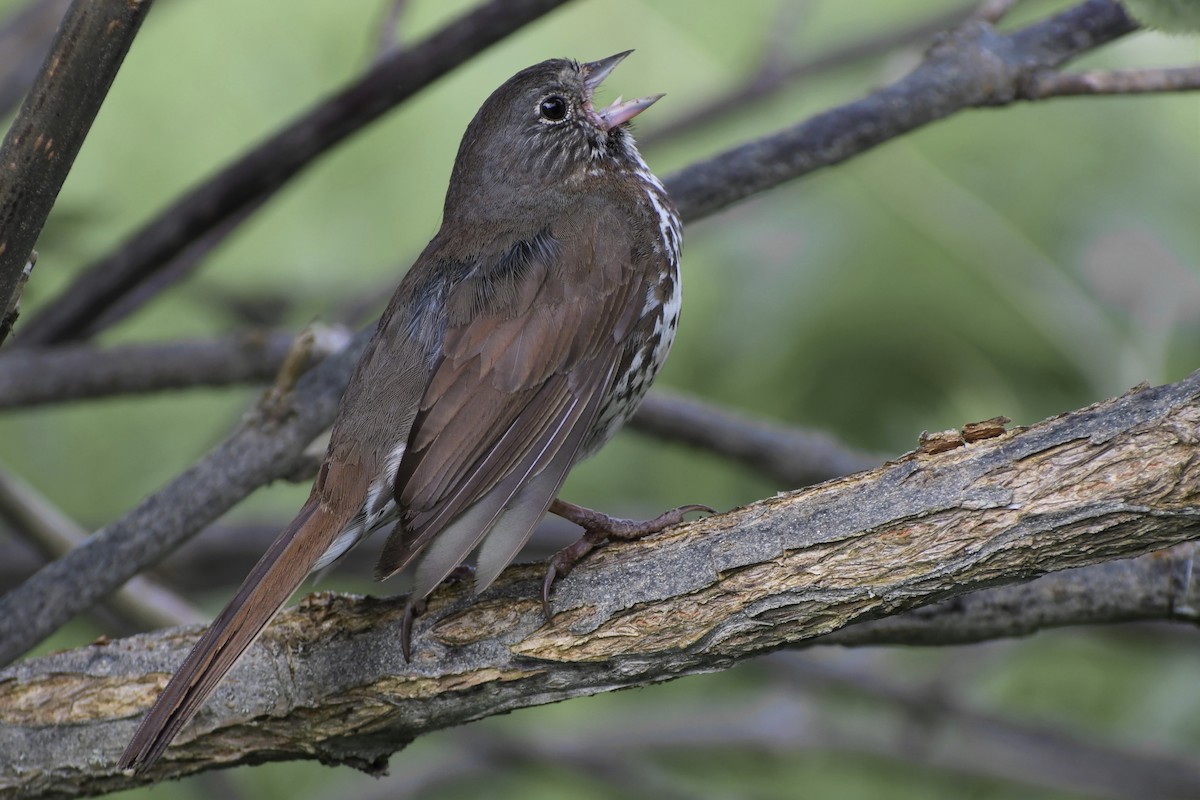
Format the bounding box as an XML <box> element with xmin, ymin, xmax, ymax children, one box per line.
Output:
<box><xmin>119</xmin><ymin>51</ymin><xmax>682</xmax><ymax>770</ymax></box>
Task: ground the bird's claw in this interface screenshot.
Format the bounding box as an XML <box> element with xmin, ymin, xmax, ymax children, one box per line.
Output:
<box><xmin>541</xmin><ymin>500</ymin><xmax>714</xmax><ymax>620</ymax></box>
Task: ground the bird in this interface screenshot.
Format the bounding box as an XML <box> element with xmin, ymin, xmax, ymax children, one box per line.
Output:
<box><xmin>118</xmin><ymin>51</ymin><xmax>694</xmax><ymax>771</ymax></box>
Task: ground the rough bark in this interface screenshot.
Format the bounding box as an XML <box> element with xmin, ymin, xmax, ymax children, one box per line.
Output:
<box><xmin>2</xmin><ymin>373</ymin><xmax>1199</xmax><ymax>796</ymax></box>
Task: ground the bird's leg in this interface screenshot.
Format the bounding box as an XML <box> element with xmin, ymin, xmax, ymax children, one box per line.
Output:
<box><xmin>400</xmin><ymin>564</ymin><xmax>474</xmax><ymax>661</ymax></box>
<box><xmin>541</xmin><ymin>499</ymin><xmax>713</xmax><ymax>619</ymax></box>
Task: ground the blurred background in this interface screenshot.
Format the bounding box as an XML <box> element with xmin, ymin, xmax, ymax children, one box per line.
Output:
<box><xmin>1</xmin><ymin>0</ymin><xmax>1198</xmax><ymax>797</ymax></box>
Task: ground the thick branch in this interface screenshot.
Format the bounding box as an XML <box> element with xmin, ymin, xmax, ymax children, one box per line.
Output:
<box><xmin>13</xmin><ymin>0</ymin><xmax>570</xmax><ymax>346</ymax></box>
<box><xmin>0</xmin><ymin>0</ymin><xmax>1158</xmax><ymax>668</ymax></box>
<box><xmin>2</xmin><ymin>374</ymin><xmax>1199</xmax><ymax>794</ymax></box>
<box><xmin>0</xmin><ymin>0</ymin><xmax>153</xmax><ymax>346</ymax></box>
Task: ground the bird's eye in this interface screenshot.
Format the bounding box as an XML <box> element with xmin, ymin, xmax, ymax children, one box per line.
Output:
<box><xmin>538</xmin><ymin>95</ymin><xmax>569</xmax><ymax>122</ymax></box>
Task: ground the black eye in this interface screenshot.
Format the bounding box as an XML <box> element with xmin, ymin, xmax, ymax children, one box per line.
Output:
<box><xmin>539</xmin><ymin>95</ymin><xmax>568</xmax><ymax>122</ymax></box>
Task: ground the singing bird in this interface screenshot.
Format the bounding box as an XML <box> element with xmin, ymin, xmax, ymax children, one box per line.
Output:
<box><xmin>119</xmin><ymin>52</ymin><xmax>698</xmax><ymax>770</ymax></box>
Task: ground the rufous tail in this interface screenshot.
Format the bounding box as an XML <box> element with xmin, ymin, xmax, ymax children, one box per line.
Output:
<box><xmin>118</xmin><ymin>500</ymin><xmax>341</xmax><ymax>770</ymax></box>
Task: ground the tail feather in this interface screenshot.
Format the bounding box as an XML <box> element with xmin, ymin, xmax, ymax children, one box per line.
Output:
<box><xmin>118</xmin><ymin>500</ymin><xmax>342</xmax><ymax>771</ymax></box>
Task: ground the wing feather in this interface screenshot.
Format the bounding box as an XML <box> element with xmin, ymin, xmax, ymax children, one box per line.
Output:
<box><xmin>375</xmin><ymin>213</ymin><xmax>646</xmax><ymax>585</ymax></box>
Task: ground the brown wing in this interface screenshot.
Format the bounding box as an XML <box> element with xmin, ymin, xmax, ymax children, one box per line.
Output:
<box><xmin>375</xmin><ymin>211</ymin><xmax>647</xmax><ymax>594</ymax></box>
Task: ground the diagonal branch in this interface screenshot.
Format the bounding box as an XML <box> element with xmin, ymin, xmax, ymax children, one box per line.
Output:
<box><xmin>2</xmin><ymin>371</ymin><xmax>1199</xmax><ymax>794</ymax></box>
<box><xmin>0</xmin><ymin>0</ymin><xmax>153</xmax><ymax>347</ymax></box>
<box><xmin>642</xmin><ymin>2</ymin><xmax>978</xmax><ymax>146</ymax></box>
<box><xmin>666</xmin><ymin>0</ymin><xmax>1138</xmax><ymax>223</ymax></box>
<box><xmin>13</xmin><ymin>0</ymin><xmax>571</xmax><ymax>346</ymax></box>
<box><xmin>0</xmin><ymin>0</ymin><xmax>1159</xmax><ymax>667</ymax></box>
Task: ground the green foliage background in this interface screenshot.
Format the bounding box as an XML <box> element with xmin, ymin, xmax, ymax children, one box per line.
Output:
<box><xmin>1</xmin><ymin>0</ymin><xmax>1198</xmax><ymax>797</ymax></box>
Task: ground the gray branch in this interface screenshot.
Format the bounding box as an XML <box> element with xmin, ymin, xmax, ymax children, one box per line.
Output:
<box><xmin>0</xmin><ymin>0</ymin><xmax>153</xmax><ymax>346</ymax></box>
<box><xmin>0</xmin><ymin>329</ymin><xmax>879</xmax><ymax>484</ymax></box>
<box><xmin>0</xmin><ymin>327</ymin><xmax>350</xmax><ymax>409</ymax></box>
<box><xmin>2</xmin><ymin>373</ymin><xmax>1199</xmax><ymax>794</ymax></box>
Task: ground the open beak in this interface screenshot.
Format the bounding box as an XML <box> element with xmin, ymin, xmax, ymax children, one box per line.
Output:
<box><xmin>582</xmin><ymin>51</ymin><xmax>664</xmax><ymax>131</ymax></box>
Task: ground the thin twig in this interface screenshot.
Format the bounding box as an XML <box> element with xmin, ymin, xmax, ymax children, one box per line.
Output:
<box><xmin>372</xmin><ymin>0</ymin><xmax>408</xmax><ymax>63</ymax></box>
<box><xmin>0</xmin><ymin>0</ymin><xmax>153</xmax><ymax>347</ymax></box>
<box><xmin>0</xmin><ymin>327</ymin><xmax>351</xmax><ymax>409</ymax></box>
<box><xmin>1026</xmin><ymin>65</ymin><xmax>1200</xmax><ymax>97</ymax></box>
<box><xmin>642</xmin><ymin>2</ymin><xmax>978</xmax><ymax>146</ymax></box>
<box><xmin>632</xmin><ymin>389</ymin><xmax>884</xmax><ymax>486</ymax></box>
<box><xmin>0</xmin><ymin>464</ymin><xmax>202</xmax><ymax>630</ymax></box>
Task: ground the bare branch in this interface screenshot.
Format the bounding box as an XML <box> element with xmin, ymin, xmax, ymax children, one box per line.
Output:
<box><xmin>631</xmin><ymin>389</ymin><xmax>883</xmax><ymax>486</ymax></box>
<box><xmin>2</xmin><ymin>373</ymin><xmax>1199</xmax><ymax>792</ymax></box>
<box><xmin>667</xmin><ymin>0</ymin><xmax>1138</xmax><ymax>224</ymax></box>
<box><xmin>0</xmin><ymin>0</ymin><xmax>1159</xmax><ymax>667</ymax></box>
<box><xmin>1026</xmin><ymin>65</ymin><xmax>1200</xmax><ymax>97</ymax></box>
<box><xmin>820</xmin><ymin>541</ymin><xmax>1200</xmax><ymax>646</ymax></box>
<box><xmin>0</xmin><ymin>330</ymin><xmax>877</xmax><ymax>482</ymax></box>
<box><xmin>643</xmin><ymin>2</ymin><xmax>977</xmax><ymax>146</ymax></box>
<box><xmin>0</xmin><ymin>0</ymin><xmax>153</xmax><ymax>346</ymax></box>
<box><xmin>0</xmin><ymin>327</ymin><xmax>350</xmax><ymax>409</ymax></box>
<box><xmin>372</xmin><ymin>0</ymin><xmax>408</xmax><ymax>63</ymax></box>
<box><xmin>769</xmin><ymin>653</ymin><xmax>1200</xmax><ymax>800</ymax></box>
<box><xmin>13</xmin><ymin>0</ymin><xmax>572</xmax><ymax>346</ymax></box>
<box><xmin>0</xmin><ymin>464</ymin><xmax>202</xmax><ymax>631</ymax></box>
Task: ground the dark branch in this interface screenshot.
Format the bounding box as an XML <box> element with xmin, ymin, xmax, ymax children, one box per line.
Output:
<box><xmin>13</xmin><ymin>0</ymin><xmax>571</xmax><ymax>346</ymax></box>
<box><xmin>0</xmin><ymin>328</ymin><xmax>878</xmax><ymax>484</ymax></box>
<box><xmin>0</xmin><ymin>0</ymin><xmax>153</xmax><ymax>346</ymax></box>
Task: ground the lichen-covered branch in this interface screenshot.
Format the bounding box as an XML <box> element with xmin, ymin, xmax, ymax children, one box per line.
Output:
<box><xmin>2</xmin><ymin>373</ymin><xmax>1199</xmax><ymax>795</ymax></box>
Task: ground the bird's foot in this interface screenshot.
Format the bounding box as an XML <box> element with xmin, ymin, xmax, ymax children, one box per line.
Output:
<box><xmin>541</xmin><ymin>499</ymin><xmax>713</xmax><ymax>620</ymax></box>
